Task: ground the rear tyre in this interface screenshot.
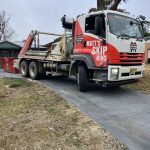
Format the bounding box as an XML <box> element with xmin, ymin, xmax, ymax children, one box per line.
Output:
<box><xmin>20</xmin><ymin>61</ymin><xmax>29</xmax><ymax>77</ymax></box>
<box><xmin>78</xmin><ymin>65</ymin><xmax>88</xmax><ymax>92</ymax></box>
<box><xmin>29</xmin><ymin>61</ymin><xmax>39</xmax><ymax>80</ymax></box>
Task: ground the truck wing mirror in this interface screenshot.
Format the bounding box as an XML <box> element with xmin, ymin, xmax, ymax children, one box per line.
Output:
<box><xmin>94</xmin><ymin>17</ymin><xmax>103</xmax><ymax>36</ymax></box>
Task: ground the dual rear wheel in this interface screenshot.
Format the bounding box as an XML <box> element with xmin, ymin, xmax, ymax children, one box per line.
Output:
<box><xmin>20</xmin><ymin>61</ymin><xmax>29</xmax><ymax>77</ymax></box>
<box><xmin>20</xmin><ymin>60</ymin><xmax>89</xmax><ymax>92</ymax></box>
<box><xmin>29</xmin><ymin>61</ymin><xmax>39</xmax><ymax>80</ymax></box>
<box><xmin>20</xmin><ymin>61</ymin><xmax>42</xmax><ymax>80</ymax></box>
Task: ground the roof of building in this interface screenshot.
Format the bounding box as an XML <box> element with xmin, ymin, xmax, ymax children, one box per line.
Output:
<box><xmin>44</xmin><ymin>37</ymin><xmax>62</xmax><ymax>47</ymax></box>
<box><xmin>13</xmin><ymin>41</ymin><xmax>25</xmax><ymax>47</ymax></box>
<box><xmin>0</xmin><ymin>41</ymin><xmax>46</xmax><ymax>50</ymax></box>
<box><xmin>0</xmin><ymin>41</ymin><xmax>22</xmax><ymax>50</ymax></box>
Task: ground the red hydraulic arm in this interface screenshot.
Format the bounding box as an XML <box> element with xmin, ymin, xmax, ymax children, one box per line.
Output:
<box><xmin>18</xmin><ymin>30</ymin><xmax>37</xmax><ymax>57</ymax></box>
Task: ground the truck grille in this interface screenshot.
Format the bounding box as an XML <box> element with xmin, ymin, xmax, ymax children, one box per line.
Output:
<box><xmin>120</xmin><ymin>53</ymin><xmax>144</xmax><ymax>64</ymax></box>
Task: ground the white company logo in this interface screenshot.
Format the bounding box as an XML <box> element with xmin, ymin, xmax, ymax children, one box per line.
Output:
<box><xmin>86</xmin><ymin>41</ymin><xmax>108</xmax><ymax>61</ymax></box>
<box><xmin>130</xmin><ymin>42</ymin><xmax>137</xmax><ymax>53</ymax></box>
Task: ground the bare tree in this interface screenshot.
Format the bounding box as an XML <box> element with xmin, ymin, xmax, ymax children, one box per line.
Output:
<box><xmin>0</xmin><ymin>10</ymin><xmax>15</xmax><ymax>41</ymax></box>
<box><xmin>97</xmin><ymin>0</ymin><xmax>128</xmax><ymax>11</ymax></box>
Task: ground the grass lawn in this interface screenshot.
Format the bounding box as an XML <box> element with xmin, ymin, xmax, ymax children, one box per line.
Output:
<box><xmin>124</xmin><ymin>64</ymin><xmax>150</xmax><ymax>94</ymax></box>
<box><xmin>0</xmin><ymin>78</ymin><xmax>127</xmax><ymax>150</ymax></box>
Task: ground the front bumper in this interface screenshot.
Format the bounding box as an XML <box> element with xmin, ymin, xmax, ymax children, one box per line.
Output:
<box><xmin>108</xmin><ymin>65</ymin><xmax>144</xmax><ymax>81</ymax></box>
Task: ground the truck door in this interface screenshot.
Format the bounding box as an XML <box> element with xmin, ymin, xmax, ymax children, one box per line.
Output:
<box><xmin>84</xmin><ymin>14</ymin><xmax>107</xmax><ymax>67</ymax></box>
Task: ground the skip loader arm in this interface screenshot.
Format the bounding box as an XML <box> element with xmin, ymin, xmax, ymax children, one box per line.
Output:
<box><xmin>18</xmin><ymin>30</ymin><xmax>37</xmax><ymax>57</ymax></box>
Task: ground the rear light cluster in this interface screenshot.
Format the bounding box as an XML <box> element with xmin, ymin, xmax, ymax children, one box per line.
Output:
<box><xmin>119</xmin><ymin>53</ymin><xmax>144</xmax><ymax>64</ymax></box>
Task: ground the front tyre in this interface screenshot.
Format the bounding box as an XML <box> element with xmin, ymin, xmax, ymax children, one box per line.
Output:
<box><xmin>78</xmin><ymin>65</ymin><xmax>88</xmax><ymax>92</ymax></box>
<box><xmin>29</xmin><ymin>61</ymin><xmax>39</xmax><ymax>80</ymax></box>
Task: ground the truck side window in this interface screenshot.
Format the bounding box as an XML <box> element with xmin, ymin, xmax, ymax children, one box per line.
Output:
<box><xmin>85</xmin><ymin>15</ymin><xmax>106</xmax><ymax>38</ymax></box>
<box><xmin>85</xmin><ymin>16</ymin><xmax>95</xmax><ymax>34</ymax></box>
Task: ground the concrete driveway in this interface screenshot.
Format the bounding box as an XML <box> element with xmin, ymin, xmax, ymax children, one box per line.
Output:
<box><xmin>1</xmin><ymin>70</ymin><xmax>150</xmax><ymax>150</ymax></box>
<box><xmin>0</xmin><ymin>69</ymin><xmax>22</xmax><ymax>79</ymax></box>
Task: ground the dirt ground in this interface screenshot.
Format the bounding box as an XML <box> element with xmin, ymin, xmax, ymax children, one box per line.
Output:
<box><xmin>0</xmin><ymin>78</ymin><xmax>127</xmax><ymax>150</ymax></box>
<box><xmin>125</xmin><ymin>64</ymin><xmax>150</xmax><ymax>94</ymax></box>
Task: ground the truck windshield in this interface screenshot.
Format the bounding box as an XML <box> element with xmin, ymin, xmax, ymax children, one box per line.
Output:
<box><xmin>108</xmin><ymin>13</ymin><xmax>143</xmax><ymax>39</ymax></box>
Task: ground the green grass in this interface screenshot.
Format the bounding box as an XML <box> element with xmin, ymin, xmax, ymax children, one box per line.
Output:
<box><xmin>1</xmin><ymin>78</ymin><xmax>31</xmax><ymax>87</ymax></box>
<box><xmin>69</xmin><ymin>131</ymin><xmax>81</xmax><ymax>148</ymax></box>
<box><xmin>45</xmin><ymin>107</ymin><xmax>64</xmax><ymax>117</ymax></box>
<box><xmin>0</xmin><ymin>78</ymin><xmax>36</xmax><ymax>117</ymax></box>
<box><xmin>0</xmin><ymin>78</ymin><xmax>128</xmax><ymax>150</ymax></box>
<box><xmin>67</xmin><ymin>113</ymin><xmax>79</xmax><ymax>126</ymax></box>
<box><xmin>124</xmin><ymin>64</ymin><xmax>150</xmax><ymax>94</ymax></box>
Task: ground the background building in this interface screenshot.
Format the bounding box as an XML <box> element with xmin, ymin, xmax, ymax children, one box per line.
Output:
<box><xmin>145</xmin><ymin>37</ymin><xmax>150</xmax><ymax>63</ymax></box>
<box><xmin>0</xmin><ymin>41</ymin><xmax>23</xmax><ymax>69</ymax></box>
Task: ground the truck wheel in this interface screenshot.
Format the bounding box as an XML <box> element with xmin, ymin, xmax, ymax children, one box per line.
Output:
<box><xmin>29</xmin><ymin>61</ymin><xmax>39</xmax><ymax>80</ymax></box>
<box><xmin>78</xmin><ymin>65</ymin><xmax>88</xmax><ymax>92</ymax></box>
<box><xmin>20</xmin><ymin>61</ymin><xmax>29</xmax><ymax>77</ymax></box>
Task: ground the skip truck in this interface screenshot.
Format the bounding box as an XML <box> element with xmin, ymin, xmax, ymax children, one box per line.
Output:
<box><xmin>14</xmin><ymin>10</ymin><xmax>146</xmax><ymax>92</ymax></box>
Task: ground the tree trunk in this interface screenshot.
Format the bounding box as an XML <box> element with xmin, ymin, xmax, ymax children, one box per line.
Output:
<box><xmin>97</xmin><ymin>0</ymin><xmax>106</xmax><ymax>10</ymax></box>
<box><xmin>109</xmin><ymin>0</ymin><xmax>122</xmax><ymax>10</ymax></box>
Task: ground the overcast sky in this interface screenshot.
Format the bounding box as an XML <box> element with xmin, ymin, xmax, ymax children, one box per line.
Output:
<box><xmin>1</xmin><ymin>0</ymin><xmax>150</xmax><ymax>41</ymax></box>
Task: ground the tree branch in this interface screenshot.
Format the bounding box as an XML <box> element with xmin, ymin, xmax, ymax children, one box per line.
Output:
<box><xmin>109</xmin><ymin>0</ymin><xmax>122</xmax><ymax>10</ymax></box>
<box><xmin>0</xmin><ymin>10</ymin><xmax>15</xmax><ymax>41</ymax></box>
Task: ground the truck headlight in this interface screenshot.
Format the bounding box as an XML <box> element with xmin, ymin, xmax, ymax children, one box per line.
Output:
<box><xmin>111</xmin><ymin>68</ymin><xmax>119</xmax><ymax>79</ymax></box>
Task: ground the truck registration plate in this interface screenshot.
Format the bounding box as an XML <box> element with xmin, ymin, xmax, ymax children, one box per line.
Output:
<box><xmin>130</xmin><ymin>68</ymin><xmax>137</xmax><ymax>75</ymax></box>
